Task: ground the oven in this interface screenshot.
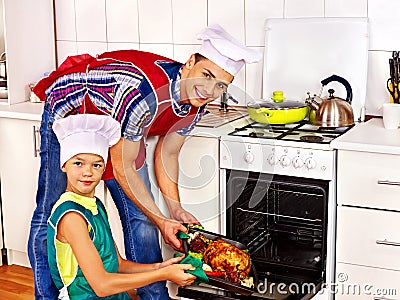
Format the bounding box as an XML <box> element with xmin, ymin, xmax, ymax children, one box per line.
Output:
<box><xmin>178</xmin><ymin>122</ymin><xmax>353</xmax><ymax>299</ymax></box>
<box><xmin>224</xmin><ymin>170</ymin><xmax>328</xmax><ymax>299</ymax></box>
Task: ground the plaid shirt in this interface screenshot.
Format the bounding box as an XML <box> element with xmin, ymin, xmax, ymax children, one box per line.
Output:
<box><xmin>45</xmin><ymin>60</ymin><xmax>204</xmax><ymax>142</ymax></box>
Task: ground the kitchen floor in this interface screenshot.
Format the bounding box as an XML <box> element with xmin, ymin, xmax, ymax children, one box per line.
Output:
<box><xmin>0</xmin><ymin>264</ymin><xmax>34</xmax><ymax>299</ymax></box>
<box><xmin>0</xmin><ymin>264</ymin><xmax>139</xmax><ymax>299</ymax></box>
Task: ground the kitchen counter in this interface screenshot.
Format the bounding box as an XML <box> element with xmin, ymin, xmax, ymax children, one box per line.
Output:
<box><xmin>331</xmin><ymin>118</ymin><xmax>400</xmax><ymax>155</ymax></box>
<box><xmin>0</xmin><ymin>101</ymin><xmax>44</xmax><ymax>121</ymax></box>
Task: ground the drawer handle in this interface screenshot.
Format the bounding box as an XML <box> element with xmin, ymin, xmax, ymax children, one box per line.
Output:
<box><xmin>33</xmin><ymin>125</ymin><xmax>40</xmax><ymax>157</ymax></box>
<box><xmin>377</xmin><ymin>180</ymin><xmax>400</xmax><ymax>186</ymax></box>
<box><xmin>376</xmin><ymin>239</ymin><xmax>400</xmax><ymax>247</ymax></box>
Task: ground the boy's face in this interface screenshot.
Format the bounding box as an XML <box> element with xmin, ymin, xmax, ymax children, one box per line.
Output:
<box><xmin>62</xmin><ymin>153</ymin><xmax>105</xmax><ymax>198</ymax></box>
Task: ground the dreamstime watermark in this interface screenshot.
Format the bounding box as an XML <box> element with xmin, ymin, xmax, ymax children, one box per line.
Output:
<box><xmin>256</xmin><ymin>274</ymin><xmax>398</xmax><ymax>297</ymax></box>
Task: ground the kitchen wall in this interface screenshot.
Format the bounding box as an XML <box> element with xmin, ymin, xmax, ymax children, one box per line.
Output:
<box><xmin>54</xmin><ymin>0</ymin><xmax>400</xmax><ymax>116</ymax></box>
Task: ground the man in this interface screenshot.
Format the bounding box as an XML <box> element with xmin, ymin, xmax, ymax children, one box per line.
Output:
<box><xmin>28</xmin><ymin>24</ymin><xmax>261</xmax><ymax>299</ymax></box>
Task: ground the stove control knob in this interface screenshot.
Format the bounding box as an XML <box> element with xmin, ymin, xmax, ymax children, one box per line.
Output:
<box><xmin>267</xmin><ymin>154</ymin><xmax>278</xmax><ymax>165</ymax></box>
<box><xmin>244</xmin><ymin>151</ymin><xmax>255</xmax><ymax>164</ymax></box>
<box><xmin>280</xmin><ymin>155</ymin><xmax>291</xmax><ymax>167</ymax></box>
<box><xmin>292</xmin><ymin>156</ymin><xmax>304</xmax><ymax>169</ymax></box>
<box><xmin>305</xmin><ymin>157</ymin><xmax>317</xmax><ymax>170</ymax></box>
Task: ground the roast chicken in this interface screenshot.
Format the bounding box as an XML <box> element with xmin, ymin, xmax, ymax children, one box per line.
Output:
<box><xmin>202</xmin><ymin>238</ymin><xmax>251</xmax><ymax>284</ymax></box>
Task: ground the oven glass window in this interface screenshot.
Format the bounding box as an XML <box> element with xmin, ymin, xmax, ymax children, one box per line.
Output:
<box><xmin>226</xmin><ymin>170</ymin><xmax>329</xmax><ymax>284</ymax></box>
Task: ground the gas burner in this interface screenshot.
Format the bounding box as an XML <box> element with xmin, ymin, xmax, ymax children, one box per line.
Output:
<box><xmin>300</xmin><ymin>135</ymin><xmax>324</xmax><ymax>143</ymax></box>
<box><xmin>249</xmin><ymin>131</ymin><xmax>264</xmax><ymax>137</ymax></box>
<box><xmin>318</xmin><ymin>126</ymin><xmax>351</xmax><ymax>134</ymax></box>
<box><xmin>228</xmin><ymin>122</ymin><xmax>353</xmax><ymax>144</ymax></box>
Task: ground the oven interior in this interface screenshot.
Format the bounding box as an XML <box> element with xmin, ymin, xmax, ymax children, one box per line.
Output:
<box><xmin>178</xmin><ymin>171</ymin><xmax>330</xmax><ymax>299</ymax></box>
<box><xmin>226</xmin><ymin>170</ymin><xmax>329</xmax><ymax>287</ymax></box>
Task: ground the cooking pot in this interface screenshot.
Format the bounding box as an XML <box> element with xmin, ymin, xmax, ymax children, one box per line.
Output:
<box><xmin>306</xmin><ymin>74</ymin><xmax>354</xmax><ymax>127</ymax></box>
<box><xmin>247</xmin><ymin>91</ymin><xmax>308</xmax><ymax>124</ymax></box>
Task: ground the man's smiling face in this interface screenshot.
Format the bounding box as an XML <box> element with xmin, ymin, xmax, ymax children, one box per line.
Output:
<box><xmin>180</xmin><ymin>54</ymin><xmax>234</xmax><ymax>107</ymax></box>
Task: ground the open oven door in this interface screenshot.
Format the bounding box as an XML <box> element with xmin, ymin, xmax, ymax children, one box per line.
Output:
<box><xmin>177</xmin><ymin>227</ymin><xmax>325</xmax><ymax>299</ymax></box>
<box><xmin>177</xmin><ymin>280</ymin><xmax>324</xmax><ymax>299</ymax></box>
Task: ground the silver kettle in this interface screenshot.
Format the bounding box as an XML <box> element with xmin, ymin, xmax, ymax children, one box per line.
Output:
<box><xmin>306</xmin><ymin>74</ymin><xmax>354</xmax><ymax>127</ymax></box>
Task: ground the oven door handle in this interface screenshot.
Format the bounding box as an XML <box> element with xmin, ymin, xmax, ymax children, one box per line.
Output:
<box><xmin>376</xmin><ymin>239</ymin><xmax>400</xmax><ymax>247</ymax></box>
<box><xmin>377</xmin><ymin>180</ymin><xmax>400</xmax><ymax>186</ymax></box>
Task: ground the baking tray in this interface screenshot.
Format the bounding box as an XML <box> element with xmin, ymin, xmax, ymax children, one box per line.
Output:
<box><xmin>182</xmin><ymin>227</ymin><xmax>258</xmax><ymax>296</ymax></box>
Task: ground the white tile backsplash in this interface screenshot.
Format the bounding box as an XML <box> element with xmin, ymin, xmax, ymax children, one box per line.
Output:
<box><xmin>56</xmin><ymin>41</ymin><xmax>78</xmax><ymax>66</ymax></box>
<box><xmin>208</xmin><ymin>0</ymin><xmax>246</xmax><ymax>43</ymax></box>
<box><xmin>366</xmin><ymin>50</ymin><xmax>393</xmax><ymax>115</ymax></box>
<box><xmin>245</xmin><ymin>47</ymin><xmax>264</xmax><ymax>101</ymax></box>
<box><xmin>227</xmin><ymin>67</ymin><xmax>246</xmax><ymax>106</ymax></box>
<box><xmin>106</xmin><ymin>0</ymin><xmax>139</xmax><ymax>43</ymax></box>
<box><xmin>245</xmin><ymin>0</ymin><xmax>284</xmax><ymax>47</ymax></box>
<box><xmin>138</xmin><ymin>0</ymin><xmax>173</xmax><ymax>44</ymax></box>
<box><xmin>107</xmin><ymin>43</ymin><xmax>140</xmax><ymax>52</ymax></box>
<box><xmin>54</xmin><ymin>0</ymin><xmax>77</xmax><ymax>41</ymax></box>
<box><xmin>369</xmin><ymin>18</ymin><xmax>400</xmax><ymax>50</ymax></box>
<box><xmin>172</xmin><ymin>0</ymin><xmax>207</xmax><ymax>44</ymax></box>
<box><xmin>325</xmin><ymin>0</ymin><xmax>367</xmax><ymax>17</ymax></box>
<box><xmin>75</xmin><ymin>0</ymin><xmax>107</xmax><ymax>42</ymax></box>
<box><xmin>54</xmin><ymin>0</ymin><xmax>400</xmax><ymax>115</ymax></box>
<box><xmin>173</xmin><ymin>44</ymin><xmax>199</xmax><ymax>64</ymax></box>
<box><xmin>76</xmin><ymin>41</ymin><xmax>108</xmax><ymax>56</ymax></box>
<box><xmin>139</xmin><ymin>43</ymin><xmax>174</xmax><ymax>59</ymax></box>
<box><xmin>285</xmin><ymin>0</ymin><xmax>325</xmax><ymax>18</ymax></box>
<box><xmin>368</xmin><ymin>0</ymin><xmax>400</xmax><ymax>19</ymax></box>
<box><xmin>367</xmin><ymin>0</ymin><xmax>400</xmax><ymax>50</ymax></box>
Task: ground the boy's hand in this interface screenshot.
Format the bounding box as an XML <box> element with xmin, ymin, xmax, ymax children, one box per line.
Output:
<box><xmin>158</xmin><ymin>255</ymin><xmax>184</xmax><ymax>269</ymax></box>
<box><xmin>163</xmin><ymin>264</ymin><xmax>196</xmax><ymax>286</ymax></box>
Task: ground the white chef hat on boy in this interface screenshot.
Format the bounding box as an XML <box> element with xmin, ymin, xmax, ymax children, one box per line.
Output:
<box><xmin>197</xmin><ymin>24</ymin><xmax>262</xmax><ymax>76</ymax></box>
<box><xmin>53</xmin><ymin>114</ymin><xmax>121</xmax><ymax>168</ymax></box>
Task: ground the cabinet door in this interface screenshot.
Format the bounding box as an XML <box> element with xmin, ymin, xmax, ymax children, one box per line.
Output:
<box><xmin>336</xmin><ymin>206</ymin><xmax>400</xmax><ymax>271</ymax></box>
<box><xmin>337</xmin><ymin>150</ymin><xmax>400</xmax><ymax>211</ymax></box>
<box><xmin>0</xmin><ymin>118</ymin><xmax>40</xmax><ymax>265</ymax></box>
<box><xmin>336</xmin><ymin>263</ymin><xmax>400</xmax><ymax>299</ymax></box>
<box><xmin>2</xmin><ymin>0</ymin><xmax>55</xmax><ymax>105</ymax></box>
<box><xmin>178</xmin><ymin>135</ymin><xmax>220</xmax><ymax>231</ymax></box>
<box><xmin>162</xmin><ymin>135</ymin><xmax>220</xmax><ymax>298</ymax></box>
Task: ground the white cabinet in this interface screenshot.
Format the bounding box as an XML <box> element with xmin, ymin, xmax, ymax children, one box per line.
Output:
<box><xmin>336</xmin><ymin>150</ymin><xmax>400</xmax><ymax>299</ymax></box>
<box><xmin>335</xmin><ymin>263</ymin><xmax>400</xmax><ymax>300</ymax></box>
<box><xmin>0</xmin><ymin>117</ymin><xmax>41</xmax><ymax>267</ymax></box>
<box><xmin>178</xmin><ymin>135</ymin><xmax>220</xmax><ymax>231</ymax></box>
<box><xmin>0</xmin><ymin>0</ymin><xmax>55</xmax><ymax>105</ymax></box>
<box><xmin>337</xmin><ymin>150</ymin><xmax>400</xmax><ymax>211</ymax></box>
<box><xmin>158</xmin><ymin>135</ymin><xmax>220</xmax><ymax>298</ymax></box>
<box><xmin>144</xmin><ymin>134</ymin><xmax>221</xmax><ymax>231</ymax></box>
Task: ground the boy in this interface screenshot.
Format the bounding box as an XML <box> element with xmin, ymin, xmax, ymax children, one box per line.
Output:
<box><xmin>47</xmin><ymin>114</ymin><xmax>195</xmax><ymax>299</ymax></box>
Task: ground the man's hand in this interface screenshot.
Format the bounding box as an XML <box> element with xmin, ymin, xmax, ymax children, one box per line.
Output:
<box><xmin>158</xmin><ymin>217</ymin><xmax>189</xmax><ymax>250</ymax></box>
<box><xmin>167</xmin><ymin>200</ymin><xmax>200</xmax><ymax>224</ymax></box>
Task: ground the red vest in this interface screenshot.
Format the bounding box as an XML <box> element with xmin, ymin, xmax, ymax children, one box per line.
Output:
<box><xmin>35</xmin><ymin>50</ymin><xmax>200</xmax><ymax>180</ymax></box>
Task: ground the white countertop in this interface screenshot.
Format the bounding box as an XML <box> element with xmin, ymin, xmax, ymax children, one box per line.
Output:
<box><xmin>0</xmin><ymin>101</ymin><xmax>44</xmax><ymax>121</ymax></box>
<box><xmin>331</xmin><ymin>118</ymin><xmax>400</xmax><ymax>155</ymax></box>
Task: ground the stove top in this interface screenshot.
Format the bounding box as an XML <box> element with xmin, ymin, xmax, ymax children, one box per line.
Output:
<box><xmin>228</xmin><ymin>121</ymin><xmax>354</xmax><ymax>144</ymax></box>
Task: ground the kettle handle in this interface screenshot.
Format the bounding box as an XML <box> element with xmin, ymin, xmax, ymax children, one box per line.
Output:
<box><xmin>321</xmin><ymin>74</ymin><xmax>352</xmax><ymax>103</ymax></box>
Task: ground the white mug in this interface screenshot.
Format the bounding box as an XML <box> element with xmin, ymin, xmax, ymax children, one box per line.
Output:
<box><xmin>382</xmin><ymin>103</ymin><xmax>400</xmax><ymax>129</ymax></box>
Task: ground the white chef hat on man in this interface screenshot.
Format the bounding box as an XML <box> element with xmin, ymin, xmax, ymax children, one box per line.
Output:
<box><xmin>53</xmin><ymin>114</ymin><xmax>121</xmax><ymax>168</ymax></box>
<box><xmin>197</xmin><ymin>24</ymin><xmax>262</xmax><ymax>76</ymax></box>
